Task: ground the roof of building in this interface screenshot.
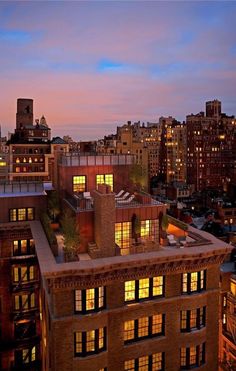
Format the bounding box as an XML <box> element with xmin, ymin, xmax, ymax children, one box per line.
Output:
<box><xmin>51</xmin><ymin>136</ymin><xmax>67</xmax><ymax>144</ymax></box>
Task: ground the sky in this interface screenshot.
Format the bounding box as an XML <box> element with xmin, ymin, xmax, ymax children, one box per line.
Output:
<box><xmin>0</xmin><ymin>1</ymin><xmax>236</xmax><ymax>140</ymax></box>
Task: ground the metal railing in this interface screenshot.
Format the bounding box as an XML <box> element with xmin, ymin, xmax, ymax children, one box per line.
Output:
<box><xmin>0</xmin><ymin>182</ymin><xmax>44</xmax><ymax>194</ymax></box>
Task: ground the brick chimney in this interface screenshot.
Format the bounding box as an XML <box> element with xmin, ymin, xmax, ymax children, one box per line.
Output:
<box><xmin>92</xmin><ymin>185</ymin><xmax>116</xmax><ymax>257</ymax></box>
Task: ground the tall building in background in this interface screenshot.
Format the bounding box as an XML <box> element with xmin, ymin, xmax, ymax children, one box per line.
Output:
<box><xmin>158</xmin><ymin>117</ymin><xmax>186</xmax><ymax>184</ymax></box>
<box><xmin>186</xmin><ymin>100</ymin><xmax>236</xmax><ymax>191</ymax></box>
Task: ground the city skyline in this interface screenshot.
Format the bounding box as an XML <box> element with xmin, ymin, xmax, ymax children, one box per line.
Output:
<box><xmin>0</xmin><ymin>1</ymin><xmax>236</xmax><ymax>140</ymax></box>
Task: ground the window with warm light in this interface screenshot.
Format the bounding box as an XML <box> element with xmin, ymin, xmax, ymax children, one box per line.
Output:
<box><xmin>74</xmin><ymin>287</ymin><xmax>105</xmax><ymax>314</ymax></box>
<box><xmin>74</xmin><ymin>327</ymin><xmax>106</xmax><ymax>357</ymax></box>
<box><xmin>15</xmin><ymin>346</ymin><xmax>37</xmax><ymax>365</ymax></box>
<box><xmin>181</xmin><ymin>307</ymin><xmax>206</xmax><ymax>332</ymax></box>
<box><xmin>125</xmin><ymin>276</ymin><xmax>164</xmax><ymax>303</ymax></box>
<box><xmin>124</xmin><ymin>314</ymin><xmax>164</xmax><ymax>343</ymax></box>
<box><xmin>140</xmin><ymin>219</ymin><xmax>158</xmax><ymax>241</ymax></box>
<box><xmin>96</xmin><ymin>174</ymin><xmax>113</xmax><ymax>191</ymax></box>
<box><xmin>115</xmin><ymin>222</ymin><xmax>131</xmax><ymax>251</ymax></box>
<box><xmin>9</xmin><ymin>208</ymin><xmax>34</xmax><ymax>222</ymax></box>
<box><xmin>180</xmin><ymin>343</ymin><xmax>205</xmax><ymax>369</ymax></box>
<box><xmin>14</xmin><ymin>293</ymin><xmax>36</xmax><ymax>311</ymax></box>
<box><xmin>13</xmin><ymin>239</ymin><xmax>35</xmax><ymax>256</ymax></box>
<box><xmin>73</xmin><ymin>175</ymin><xmax>86</xmax><ymax>193</ymax></box>
<box><xmin>124</xmin><ymin>352</ymin><xmax>164</xmax><ymax>371</ymax></box>
<box><xmin>13</xmin><ymin>266</ymin><xmax>35</xmax><ymax>283</ymax></box>
<box><xmin>182</xmin><ymin>270</ymin><xmax>206</xmax><ymax>294</ymax></box>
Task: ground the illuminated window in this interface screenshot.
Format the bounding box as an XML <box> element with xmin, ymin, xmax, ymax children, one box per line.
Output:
<box><xmin>96</xmin><ymin>174</ymin><xmax>113</xmax><ymax>191</ymax></box>
<box><xmin>124</xmin><ymin>314</ymin><xmax>164</xmax><ymax>344</ymax></box>
<box><xmin>115</xmin><ymin>222</ymin><xmax>131</xmax><ymax>252</ymax></box>
<box><xmin>15</xmin><ymin>346</ymin><xmax>37</xmax><ymax>365</ymax></box>
<box><xmin>182</xmin><ymin>270</ymin><xmax>206</xmax><ymax>294</ymax></box>
<box><xmin>125</xmin><ymin>276</ymin><xmax>164</xmax><ymax>303</ymax></box>
<box><xmin>180</xmin><ymin>343</ymin><xmax>205</xmax><ymax>369</ymax></box>
<box><xmin>9</xmin><ymin>208</ymin><xmax>35</xmax><ymax>222</ymax></box>
<box><xmin>74</xmin><ymin>327</ymin><xmax>106</xmax><ymax>357</ymax></box>
<box><xmin>0</xmin><ymin>161</ymin><xmax>6</xmax><ymax>166</ymax></box>
<box><xmin>74</xmin><ymin>287</ymin><xmax>105</xmax><ymax>314</ymax></box>
<box><xmin>14</xmin><ymin>293</ymin><xmax>36</xmax><ymax>311</ymax></box>
<box><xmin>181</xmin><ymin>307</ymin><xmax>206</xmax><ymax>332</ymax></box>
<box><xmin>73</xmin><ymin>176</ymin><xmax>86</xmax><ymax>193</ymax></box>
<box><xmin>140</xmin><ymin>219</ymin><xmax>158</xmax><ymax>241</ymax></box>
<box><xmin>13</xmin><ymin>266</ymin><xmax>35</xmax><ymax>283</ymax></box>
<box><xmin>124</xmin><ymin>353</ymin><xmax>164</xmax><ymax>371</ymax></box>
<box><xmin>16</xmin><ymin>158</ymin><xmax>20</xmax><ymax>163</ymax></box>
<box><xmin>13</xmin><ymin>239</ymin><xmax>34</xmax><ymax>256</ymax></box>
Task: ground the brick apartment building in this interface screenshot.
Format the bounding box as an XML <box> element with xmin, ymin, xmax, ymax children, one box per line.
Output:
<box><xmin>186</xmin><ymin>100</ymin><xmax>236</xmax><ymax>191</ymax></box>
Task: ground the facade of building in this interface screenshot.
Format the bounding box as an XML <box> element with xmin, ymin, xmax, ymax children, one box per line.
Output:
<box><xmin>0</xmin><ymin>183</ymin><xmax>47</xmax><ymax>371</ymax></box>
<box><xmin>186</xmin><ymin>100</ymin><xmax>236</xmax><ymax>191</ymax></box>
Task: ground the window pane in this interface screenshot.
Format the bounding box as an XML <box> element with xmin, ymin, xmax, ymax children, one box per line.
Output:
<box><xmin>152</xmin><ymin>314</ymin><xmax>163</xmax><ymax>334</ymax></box>
<box><xmin>180</xmin><ymin>348</ymin><xmax>187</xmax><ymax>366</ymax></box>
<box><xmin>181</xmin><ymin>311</ymin><xmax>187</xmax><ymax>330</ymax></box>
<box><xmin>98</xmin><ymin>286</ymin><xmax>104</xmax><ymax>308</ymax></box>
<box><xmin>124</xmin><ymin>359</ymin><xmax>135</xmax><ymax>371</ymax></box>
<box><xmin>98</xmin><ymin>328</ymin><xmax>104</xmax><ymax>349</ymax></box>
<box><xmin>10</xmin><ymin>209</ymin><xmax>17</xmax><ymax>221</ymax></box>
<box><xmin>152</xmin><ymin>353</ymin><xmax>163</xmax><ymax>371</ymax></box>
<box><xmin>138</xmin><ymin>355</ymin><xmax>149</xmax><ymax>371</ymax></box>
<box><xmin>138</xmin><ymin>317</ymin><xmax>149</xmax><ymax>338</ymax></box>
<box><xmin>189</xmin><ymin>346</ymin><xmax>197</xmax><ymax>365</ymax></box>
<box><xmin>27</xmin><ymin>208</ymin><xmax>34</xmax><ymax>221</ymax></box>
<box><xmin>190</xmin><ymin>272</ymin><xmax>198</xmax><ymax>292</ymax></box>
<box><xmin>86</xmin><ymin>289</ymin><xmax>95</xmax><ymax>311</ymax></box>
<box><xmin>73</xmin><ymin>176</ymin><xmax>86</xmax><ymax>193</ymax></box>
<box><xmin>75</xmin><ymin>332</ymin><xmax>82</xmax><ymax>353</ymax></box>
<box><xmin>125</xmin><ymin>281</ymin><xmax>135</xmax><ymax>302</ymax></box>
<box><xmin>153</xmin><ymin>276</ymin><xmax>163</xmax><ymax>296</ymax></box>
<box><xmin>124</xmin><ymin>320</ymin><xmax>135</xmax><ymax>341</ymax></box>
<box><xmin>139</xmin><ymin>278</ymin><xmax>149</xmax><ymax>299</ymax></box>
<box><xmin>182</xmin><ymin>273</ymin><xmax>188</xmax><ymax>293</ymax></box>
<box><xmin>18</xmin><ymin>208</ymin><xmax>26</xmax><ymax>221</ymax></box>
<box><xmin>75</xmin><ymin>290</ymin><xmax>82</xmax><ymax>312</ymax></box>
<box><xmin>86</xmin><ymin>330</ymin><xmax>95</xmax><ymax>352</ymax></box>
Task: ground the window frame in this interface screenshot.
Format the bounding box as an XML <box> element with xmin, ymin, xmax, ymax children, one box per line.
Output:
<box><xmin>74</xmin><ymin>286</ymin><xmax>106</xmax><ymax>314</ymax></box>
<box><xmin>125</xmin><ymin>276</ymin><xmax>164</xmax><ymax>303</ymax></box>
<box><xmin>124</xmin><ymin>314</ymin><xmax>165</xmax><ymax>344</ymax></box>
<box><xmin>124</xmin><ymin>352</ymin><xmax>164</xmax><ymax>371</ymax></box>
<box><xmin>181</xmin><ymin>307</ymin><xmax>206</xmax><ymax>332</ymax></box>
<box><xmin>13</xmin><ymin>239</ymin><xmax>35</xmax><ymax>256</ymax></box>
<box><xmin>74</xmin><ymin>327</ymin><xmax>106</xmax><ymax>357</ymax></box>
<box><xmin>180</xmin><ymin>343</ymin><xmax>205</xmax><ymax>369</ymax></box>
<box><xmin>9</xmin><ymin>208</ymin><xmax>35</xmax><ymax>222</ymax></box>
<box><xmin>72</xmin><ymin>175</ymin><xmax>86</xmax><ymax>193</ymax></box>
<box><xmin>182</xmin><ymin>270</ymin><xmax>206</xmax><ymax>294</ymax></box>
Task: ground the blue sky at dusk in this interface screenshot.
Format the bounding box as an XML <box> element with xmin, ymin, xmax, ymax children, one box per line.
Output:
<box><xmin>0</xmin><ymin>1</ymin><xmax>235</xmax><ymax>140</ymax></box>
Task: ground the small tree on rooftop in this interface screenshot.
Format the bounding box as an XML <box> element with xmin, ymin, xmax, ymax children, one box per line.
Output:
<box><xmin>48</xmin><ymin>191</ymin><xmax>60</xmax><ymax>222</ymax></box>
<box><xmin>130</xmin><ymin>164</ymin><xmax>148</xmax><ymax>192</ymax></box>
<box><xmin>61</xmin><ymin>209</ymin><xmax>80</xmax><ymax>261</ymax></box>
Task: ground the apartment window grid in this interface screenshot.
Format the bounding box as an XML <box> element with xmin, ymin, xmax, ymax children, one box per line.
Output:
<box><xmin>124</xmin><ymin>314</ymin><xmax>165</xmax><ymax>344</ymax></box>
<box><xmin>115</xmin><ymin>222</ymin><xmax>131</xmax><ymax>251</ymax></box>
<box><xmin>181</xmin><ymin>307</ymin><xmax>206</xmax><ymax>332</ymax></box>
<box><xmin>124</xmin><ymin>352</ymin><xmax>164</xmax><ymax>371</ymax></box>
<box><xmin>182</xmin><ymin>270</ymin><xmax>206</xmax><ymax>294</ymax></box>
<box><xmin>180</xmin><ymin>343</ymin><xmax>205</xmax><ymax>369</ymax></box>
<box><xmin>12</xmin><ymin>265</ymin><xmax>35</xmax><ymax>283</ymax></box>
<box><xmin>96</xmin><ymin>174</ymin><xmax>113</xmax><ymax>191</ymax></box>
<box><xmin>74</xmin><ymin>327</ymin><xmax>106</xmax><ymax>357</ymax></box>
<box><xmin>14</xmin><ymin>293</ymin><xmax>36</xmax><ymax>311</ymax></box>
<box><xmin>73</xmin><ymin>175</ymin><xmax>86</xmax><ymax>193</ymax></box>
<box><xmin>13</xmin><ymin>239</ymin><xmax>35</xmax><ymax>256</ymax></box>
<box><xmin>9</xmin><ymin>208</ymin><xmax>34</xmax><ymax>222</ymax></box>
<box><xmin>125</xmin><ymin>276</ymin><xmax>164</xmax><ymax>303</ymax></box>
<box><xmin>74</xmin><ymin>286</ymin><xmax>105</xmax><ymax>314</ymax></box>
